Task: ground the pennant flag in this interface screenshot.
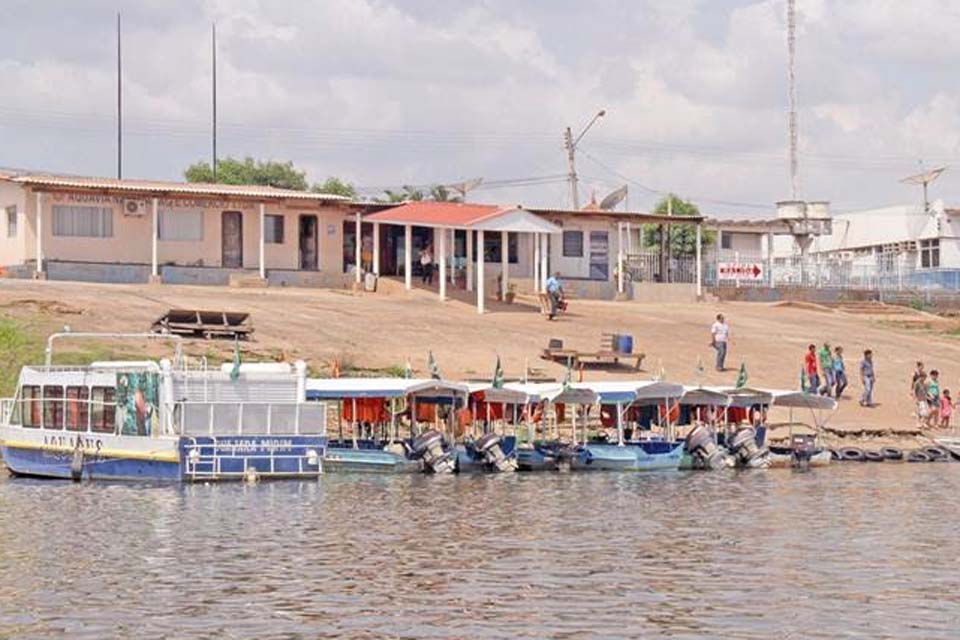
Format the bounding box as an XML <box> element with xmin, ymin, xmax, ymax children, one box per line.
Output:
<box><xmin>578</xmin><ymin>362</ymin><xmax>585</xmax><ymax>383</ymax></box>
<box><xmin>428</xmin><ymin>350</ymin><xmax>441</xmax><ymax>380</ymax></box>
<box><xmin>331</xmin><ymin>357</ymin><xmax>341</xmax><ymax>379</ymax></box>
<box><xmin>404</xmin><ymin>357</ymin><xmax>413</xmax><ymax>379</ymax></box>
<box><xmin>656</xmin><ymin>359</ymin><xmax>666</xmax><ymax>382</ymax></box>
<box><xmin>735</xmin><ymin>362</ymin><xmax>748</xmax><ymax>389</ymax></box>
<box><xmin>492</xmin><ymin>355</ymin><xmax>505</xmax><ymax>389</ymax></box>
<box><xmin>695</xmin><ymin>355</ymin><xmax>705</xmax><ymax>379</ymax></box>
<box><xmin>563</xmin><ymin>358</ymin><xmax>572</xmax><ymax>389</ymax></box>
<box><xmin>800</xmin><ymin>368</ymin><xmax>809</xmax><ymax>392</ymax></box>
<box><xmin>229</xmin><ymin>338</ymin><xmax>242</xmax><ymax>381</ymax></box>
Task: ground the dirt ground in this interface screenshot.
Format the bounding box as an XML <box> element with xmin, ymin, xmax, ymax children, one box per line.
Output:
<box><xmin>2</xmin><ymin>278</ymin><xmax>959</xmax><ymax>442</ymax></box>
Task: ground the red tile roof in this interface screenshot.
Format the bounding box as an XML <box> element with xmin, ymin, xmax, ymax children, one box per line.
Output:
<box><xmin>364</xmin><ymin>201</ymin><xmax>508</xmax><ymax>227</ymax></box>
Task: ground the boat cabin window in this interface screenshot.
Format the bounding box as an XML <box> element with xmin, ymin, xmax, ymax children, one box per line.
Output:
<box><xmin>42</xmin><ymin>386</ymin><xmax>64</xmax><ymax>430</ymax></box>
<box><xmin>66</xmin><ymin>386</ymin><xmax>90</xmax><ymax>432</ymax></box>
<box><xmin>90</xmin><ymin>387</ymin><xmax>117</xmax><ymax>434</ymax></box>
<box><xmin>21</xmin><ymin>385</ymin><xmax>41</xmax><ymax>428</ymax></box>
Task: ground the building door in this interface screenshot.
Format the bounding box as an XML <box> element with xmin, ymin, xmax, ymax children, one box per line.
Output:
<box><xmin>589</xmin><ymin>230</ymin><xmax>609</xmax><ymax>280</ymax></box>
<box><xmin>221</xmin><ymin>211</ymin><xmax>243</xmax><ymax>268</ymax></box>
<box><xmin>299</xmin><ymin>215</ymin><xmax>318</xmax><ymax>270</ymax></box>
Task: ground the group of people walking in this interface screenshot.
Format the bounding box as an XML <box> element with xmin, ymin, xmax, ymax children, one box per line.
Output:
<box><xmin>911</xmin><ymin>362</ymin><xmax>953</xmax><ymax>429</ymax></box>
<box><xmin>803</xmin><ymin>342</ymin><xmax>863</xmax><ymax>402</ymax></box>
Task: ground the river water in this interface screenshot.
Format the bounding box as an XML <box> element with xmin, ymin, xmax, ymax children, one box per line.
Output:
<box><xmin>1</xmin><ymin>464</ymin><xmax>958</xmax><ymax>639</ymax></box>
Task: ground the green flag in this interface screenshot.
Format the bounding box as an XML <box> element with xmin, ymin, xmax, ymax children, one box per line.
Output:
<box><xmin>428</xmin><ymin>351</ymin><xmax>440</xmax><ymax>380</ymax></box>
<box><xmin>492</xmin><ymin>356</ymin><xmax>505</xmax><ymax>389</ymax></box>
<box><xmin>229</xmin><ymin>338</ymin><xmax>241</xmax><ymax>381</ymax></box>
<box><xmin>404</xmin><ymin>358</ymin><xmax>413</xmax><ymax>379</ymax></box>
<box><xmin>695</xmin><ymin>355</ymin><xmax>705</xmax><ymax>379</ymax></box>
<box><xmin>735</xmin><ymin>362</ymin><xmax>748</xmax><ymax>389</ymax></box>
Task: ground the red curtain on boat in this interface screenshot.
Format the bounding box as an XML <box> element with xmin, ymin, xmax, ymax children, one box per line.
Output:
<box><xmin>472</xmin><ymin>401</ymin><xmax>504</xmax><ymax>421</ymax></box>
<box><xmin>659</xmin><ymin>402</ymin><xmax>680</xmax><ymax>423</ymax></box>
<box><xmin>341</xmin><ymin>398</ymin><xmax>390</xmax><ymax>423</ymax></box>
<box><xmin>554</xmin><ymin>403</ymin><xmax>565</xmax><ymax>423</ymax></box>
<box><xmin>727</xmin><ymin>407</ymin><xmax>748</xmax><ymax>424</ymax></box>
<box><xmin>415</xmin><ymin>402</ymin><xmax>437</xmax><ymax>422</ymax></box>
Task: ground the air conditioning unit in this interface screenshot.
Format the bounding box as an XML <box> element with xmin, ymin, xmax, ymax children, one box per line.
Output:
<box><xmin>122</xmin><ymin>199</ymin><xmax>148</xmax><ymax>216</ymax></box>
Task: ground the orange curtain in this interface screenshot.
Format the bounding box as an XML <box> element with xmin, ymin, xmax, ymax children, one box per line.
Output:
<box><xmin>341</xmin><ymin>398</ymin><xmax>390</xmax><ymax>423</ymax></box>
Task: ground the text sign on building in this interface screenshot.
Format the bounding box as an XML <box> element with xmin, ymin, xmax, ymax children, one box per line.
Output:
<box><xmin>718</xmin><ymin>262</ymin><xmax>763</xmax><ymax>281</ymax></box>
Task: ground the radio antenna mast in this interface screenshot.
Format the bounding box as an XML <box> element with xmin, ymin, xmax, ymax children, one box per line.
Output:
<box><xmin>787</xmin><ymin>0</ymin><xmax>798</xmax><ymax>199</ymax></box>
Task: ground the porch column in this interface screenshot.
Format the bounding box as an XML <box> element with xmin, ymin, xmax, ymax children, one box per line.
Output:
<box><xmin>540</xmin><ymin>234</ymin><xmax>548</xmax><ymax>293</ymax></box>
<box><xmin>533</xmin><ymin>232</ymin><xmax>540</xmax><ymax>292</ymax></box>
<box><xmin>466</xmin><ymin>228</ymin><xmax>474</xmax><ymax>292</ymax></box>
<box><xmin>34</xmin><ymin>191</ymin><xmax>43</xmax><ymax>276</ymax></box>
<box><xmin>695</xmin><ymin>222</ymin><xmax>703</xmax><ymax>299</ymax></box>
<box><xmin>439</xmin><ymin>226</ymin><xmax>447</xmax><ymax>300</ymax></box>
<box><xmin>766</xmin><ymin>232</ymin><xmax>774</xmax><ymax>287</ymax></box>
<box><xmin>151</xmin><ymin>197</ymin><xmax>159</xmax><ymax>278</ymax></box>
<box><xmin>258</xmin><ymin>203</ymin><xmax>266</xmax><ymax>280</ymax></box>
<box><xmin>501</xmin><ymin>230</ymin><xmax>509</xmax><ymax>299</ymax></box>
<box><xmin>354</xmin><ymin>211</ymin><xmax>362</xmax><ymax>284</ymax></box>
<box><xmin>372</xmin><ymin>222</ymin><xmax>380</xmax><ymax>276</ymax></box>
<box><xmin>617</xmin><ymin>222</ymin><xmax>625</xmax><ymax>294</ymax></box>
<box><xmin>404</xmin><ymin>224</ymin><xmax>412</xmax><ymax>290</ymax></box>
<box><xmin>477</xmin><ymin>230</ymin><xmax>485</xmax><ymax>313</ymax></box>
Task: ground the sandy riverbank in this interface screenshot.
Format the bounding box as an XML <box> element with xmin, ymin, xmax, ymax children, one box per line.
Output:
<box><xmin>1</xmin><ymin>278</ymin><xmax>958</xmax><ymax>447</ymax></box>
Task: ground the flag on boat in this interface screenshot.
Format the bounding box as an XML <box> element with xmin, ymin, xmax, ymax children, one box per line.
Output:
<box><xmin>331</xmin><ymin>357</ymin><xmax>341</xmax><ymax>378</ymax></box>
<box><xmin>800</xmin><ymin>368</ymin><xmax>809</xmax><ymax>392</ymax></box>
<box><xmin>404</xmin><ymin>358</ymin><xmax>413</xmax><ymax>379</ymax></box>
<box><xmin>428</xmin><ymin>351</ymin><xmax>441</xmax><ymax>380</ymax></box>
<box><xmin>695</xmin><ymin>355</ymin><xmax>705</xmax><ymax>379</ymax></box>
<box><xmin>656</xmin><ymin>359</ymin><xmax>666</xmax><ymax>382</ymax></box>
<box><xmin>492</xmin><ymin>355</ymin><xmax>505</xmax><ymax>389</ymax></box>
<box><xmin>229</xmin><ymin>338</ymin><xmax>241</xmax><ymax>381</ymax></box>
<box><xmin>735</xmin><ymin>362</ymin><xmax>748</xmax><ymax>389</ymax></box>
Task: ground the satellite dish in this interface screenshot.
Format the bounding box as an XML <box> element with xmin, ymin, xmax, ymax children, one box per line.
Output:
<box><xmin>449</xmin><ymin>178</ymin><xmax>484</xmax><ymax>200</ymax></box>
<box><xmin>599</xmin><ymin>184</ymin><xmax>628</xmax><ymax>211</ymax></box>
<box><xmin>900</xmin><ymin>166</ymin><xmax>946</xmax><ymax>213</ymax></box>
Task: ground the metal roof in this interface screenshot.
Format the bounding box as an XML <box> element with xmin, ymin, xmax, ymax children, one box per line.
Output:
<box><xmin>365</xmin><ymin>202</ymin><xmax>561</xmax><ymax>233</ymax></box>
<box><xmin>6</xmin><ymin>173</ymin><xmax>350</xmax><ymax>203</ymax></box>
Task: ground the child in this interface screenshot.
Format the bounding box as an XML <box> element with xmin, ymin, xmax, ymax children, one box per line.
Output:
<box><xmin>940</xmin><ymin>390</ymin><xmax>954</xmax><ymax>429</ymax></box>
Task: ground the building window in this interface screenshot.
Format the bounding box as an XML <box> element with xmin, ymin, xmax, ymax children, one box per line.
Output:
<box><xmin>920</xmin><ymin>239</ymin><xmax>940</xmax><ymax>269</ymax></box>
<box><xmin>479</xmin><ymin>232</ymin><xmax>518</xmax><ymax>263</ymax></box>
<box><xmin>720</xmin><ymin>233</ymin><xmax>732</xmax><ymax>250</ymax></box>
<box><xmin>562</xmin><ymin>230</ymin><xmax>584</xmax><ymax>257</ymax></box>
<box><xmin>158</xmin><ymin>209</ymin><xmax>204</xmax><ymax>241</ymax></box>
<box><xmin>52</xmin><ymin>205</ymin><xmax>113</xmax><ymax>238</ymax></box>
<box><xmin>264</xmin><ymin>214</ymin><xmax>284</xmax><ymax>244</ymax></box>
<box><xmin>5</xmin><ymin>205</ymin><xmax>16</xmax><ymax>238</ymax></box>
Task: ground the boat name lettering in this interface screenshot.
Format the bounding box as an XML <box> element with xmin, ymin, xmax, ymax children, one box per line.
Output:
<box><xmin>221</xmin><ymin>439</ymin><xmax>294</xmax><ymax>453</ymax></box>
<box><xmin>43</xmin><ymin>435</ymin><xmax>103</xmax><ymax>452</ymax></box>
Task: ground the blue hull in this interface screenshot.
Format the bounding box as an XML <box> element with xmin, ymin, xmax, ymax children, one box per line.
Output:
<box><xmin>516</xmin><ymin>443</ymin><xmax>566</xmax><ymax>472</ymax></box>
<box><xmin>571</xmin><ymin>442</ymin><xmax>685</xmax><ymax>471</ymax></box>
<box><xmin>324</xmin><ymin>447</ymin><xmax>420</xmax><ymax>473</ymax></box>
<box><xmin>455</xmin><ymin>436</ymin><xmax>517</xmax><ymax>474</ymax></box>
<box><xmin>1</xmin><ymin>445</ymin><xmax>181</xmax><ymax>481</ymax></box>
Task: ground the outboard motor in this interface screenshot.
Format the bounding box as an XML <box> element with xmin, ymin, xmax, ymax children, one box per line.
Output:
<box><xmin>728</xmin><ymin>427</ymin><xmax>769</xmax><ymax>469</ymax></box>
<box><xmin>412</xmin><ymin>430</ymin><xmax>455</xmax><ymax>474</ymax></box>
<box><xmin>790</xmin><ymin>434</ymin><xmax>817</xmax><ymax>470</ymax></box>
<box><xmin>473</xmin><ymin>433</ymin><xmax>518</xmax><ymax>472</ymax></box>
<box><xmin>685</xmin><ymin>424</ymin><xmax>729</xmax><ymax>470</ymax></box>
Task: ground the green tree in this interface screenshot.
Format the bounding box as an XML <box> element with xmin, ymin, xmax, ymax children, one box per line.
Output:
<box><xmin>312</xmin><ymin>177</ymin><xmax>357</xmax><ymax>198</ymax></box>
<box><xmin>428</xmin><ymin>185</ymin><xmax>461</xmax><ymax>203</ymax></box>
<box><xmin>377</xmin><ymin>185</ymin><xmax>425</xmax><ymax>203</ymax></box>
<box><xmin>184</xmin><ymin>156</ymin><xmax>309</xmax><ymax>190</ymax></box>
<box><xmin>643</xmin><ymin>194</ymin><xmax>714</xmax><ymax>256</ymax></box>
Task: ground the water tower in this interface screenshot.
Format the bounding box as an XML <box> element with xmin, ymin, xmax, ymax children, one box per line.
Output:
<box><xmin>776</xmin><ymin>200</ymin><xmax>832</xmax><ymax>284</ymax></box>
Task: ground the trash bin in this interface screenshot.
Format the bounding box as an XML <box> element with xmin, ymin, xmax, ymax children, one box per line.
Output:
<box><xmin>615</xmin><ymin>334</ymin><xmax>633</xmax><ymax>354</ymax></box>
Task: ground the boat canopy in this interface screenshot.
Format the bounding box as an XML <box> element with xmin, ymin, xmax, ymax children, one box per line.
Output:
<box><xmin>680</xmin><ymin>386</ymin><xmax>774</xmax><ymax>407</ymax></box>
<box><xmin>571</xmin><ymin>380</ymin><xmax>683</xmax><ymax>405</ymax></box>
<box><xmin>305</xmin><ymin>377</ymin><xmax>468</xmax><ymax>400</ymax></box>
<box><xmin>768</xmin><ymin>390</ymin><xmax>837</xmax><ymax>410</ymax></box>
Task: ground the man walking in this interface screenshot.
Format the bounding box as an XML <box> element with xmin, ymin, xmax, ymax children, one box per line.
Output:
<box><xmin>833</xmin><ymin>346</ymin><xmax>848</xmax><ymax>399</ymax></box>
<box><xmin>859</xmin><ymin>349</ymin><xmax>876</xmax><ymax>408</ymax></box>
<box><xmin>804</xmin><ymin>344</ymin><xmax>819</xmax><ymax>393</ymax></box>
<box><xmin>710</xmin><ymin>314</ymin><xmax>729</xmax><ymax>372</ymax></box>
<box><xmin>818</xmin><ymin>342</ymin><xmax>834</xmax><ymax>396</ymax></box>
<box><xmin>545</xmin><ymin>272</ymin><xmax>564</xmax><ymax>320</ymax></box>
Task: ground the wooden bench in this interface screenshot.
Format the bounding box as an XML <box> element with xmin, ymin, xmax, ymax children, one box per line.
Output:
<box><xmin>539</xmin><ymin>336</ymin><xmax>645</xmax><ymax>371</ymax></box>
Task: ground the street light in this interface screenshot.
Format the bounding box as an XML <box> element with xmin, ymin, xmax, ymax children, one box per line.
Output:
<box><xmin>564</xmin><ymin>109</ymin><xmax>606</xmax><ymax>210</ymax></box>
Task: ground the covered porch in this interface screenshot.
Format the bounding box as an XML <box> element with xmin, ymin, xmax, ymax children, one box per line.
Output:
<box><xmin>361</xmin><ymin>202</ymin><xmax>561</xmax><ymax>313</ymax></box>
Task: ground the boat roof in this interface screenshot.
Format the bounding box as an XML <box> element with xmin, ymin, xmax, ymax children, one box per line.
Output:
<box><xmin>768</xmin><ymin>390</ymin><xmax>838</xmax><ymax>410</ymax></box>
<box><xmin>571</xmin><ymin>380</ymin><xmax>684</xmax><ymax>404</ymax></box>
<box><xmin>680</xmin><ymin>386</ymin><xmax>774</xmax><ymax>407</ymax></box>
<box><xmin>305</xmin><ymin>377</ymin><xmax>468</xmax><ymax>400</ymax></box>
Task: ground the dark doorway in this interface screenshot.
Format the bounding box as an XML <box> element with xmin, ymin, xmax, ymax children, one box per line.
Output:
<box><xmin>221</xmin><ymin>211</ymin><xmax>243</xmax><ymax>268</ymax></box>
<box><xmin>299</xmin><ymin>215</ymin><xmax>318</xmax><ymax>270</ymax></box>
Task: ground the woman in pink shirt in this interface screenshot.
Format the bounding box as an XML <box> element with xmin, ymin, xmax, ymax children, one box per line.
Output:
<box><xmin>940</xmin><ymin>389</ymin><xmax>954</xmax><ymax>429</ymax></box>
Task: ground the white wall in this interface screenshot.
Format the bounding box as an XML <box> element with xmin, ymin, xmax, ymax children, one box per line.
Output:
<box><xmin>0</xmin><ymin>180</ymin><xmax>27</xmax><ymax>267</ymax></box>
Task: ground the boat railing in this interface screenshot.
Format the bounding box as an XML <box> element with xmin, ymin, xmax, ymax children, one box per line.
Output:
<box><xmin>174</xmin><ymin>401</ymin><xmax>326</xmax><ymax>437</ymax></box>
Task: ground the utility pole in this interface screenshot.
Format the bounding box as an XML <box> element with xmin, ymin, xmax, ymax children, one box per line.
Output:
<box><xmin>563</xmin><ymin>110</ymin><xmax>605</xmax><ymax>211</ymax></box>
<box><xmin>212</xmin><ymin>23</ymin><xmax>218</xmax><ymax>181</ymax></box>
<box><xmin>116</xmin><ymin>11</ymin><xmax>122</xmax><ymax>180</ymax></box>
<box><xmin>660</xmin><ymin>195</ymin><xmax>672</xmax><ymax>283</ymax></box>
<box><xmin>564</xmin><ymin>127</ymin><xmax>579</xmax><ymax>210</ymax></box>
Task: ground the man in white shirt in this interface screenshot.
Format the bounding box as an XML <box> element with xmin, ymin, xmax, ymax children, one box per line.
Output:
<box><xmin>710</xmin><ymin>313</ymin><xmax>729</xmax><ymax>372</ymax></box>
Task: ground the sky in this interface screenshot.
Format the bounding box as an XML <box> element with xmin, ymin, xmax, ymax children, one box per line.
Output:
<box><xmin>2</xmin><ymin>0</ymin><xmax>960</xmax><ymax>217</ymax></box>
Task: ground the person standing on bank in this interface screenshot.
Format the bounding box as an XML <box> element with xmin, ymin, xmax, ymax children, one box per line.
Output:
<box><xmin>804</xmin><ymin>344</ymin><xmax>820</xmax><ymax>393</ymax></box>
<box><xmin>419</xmin><ymin>244</ymin><xmax>434</xmax><ymax>285</ymax></box>
<box><xmin>710</xmin><ymin>314</ymin><xmax>730</xmax><ymax>372</ymax></box>
<box><xmin>859</xmin><ymin>349</ymin><xmax>876</xmax><ymax>408</ymax></box>
<box><xmin>818</xmin><ymin>342</ymin><xmax>835</xmax><ymax>396</ymax></box>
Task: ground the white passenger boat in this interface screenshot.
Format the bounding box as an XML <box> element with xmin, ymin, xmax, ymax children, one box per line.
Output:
<box><xmin>0</xmin><ymin>333</ymin><xmax>326</xmax><ymax>482</ymax></box>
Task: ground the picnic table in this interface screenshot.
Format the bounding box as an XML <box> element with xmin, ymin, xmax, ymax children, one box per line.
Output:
<box><xmin>540</xmin><ymin>334</ymin><xmax>645</xmax><ymax>371</ymax></box>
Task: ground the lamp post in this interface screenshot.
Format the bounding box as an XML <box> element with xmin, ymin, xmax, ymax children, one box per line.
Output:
<box><xmin>563</xmin><ymin>109</ymin><xmax>606</xmax><ymax>211</ymax></box>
